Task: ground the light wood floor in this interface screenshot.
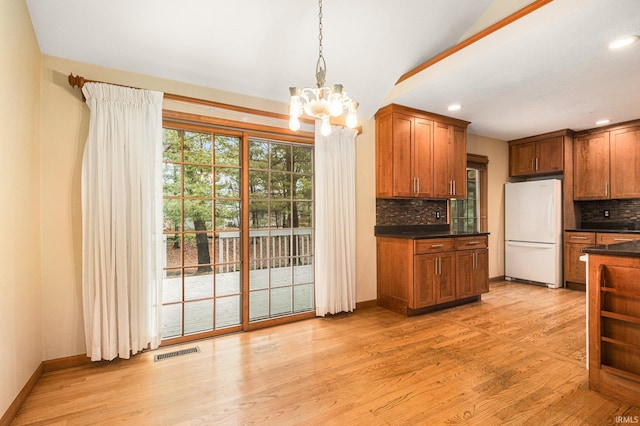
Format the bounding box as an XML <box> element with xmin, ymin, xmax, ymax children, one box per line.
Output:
<box><xmin>12</xmin><ymin>281</ymin><xmax>640</xmax><ymax>425</ymax></box>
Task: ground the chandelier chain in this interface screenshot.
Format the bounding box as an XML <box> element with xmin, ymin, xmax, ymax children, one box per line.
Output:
<box><xmin>315</xmin><ymin>0</ymin><xmax>326</xmax><ymax>88</ymax></box>
<box><xmin>318</xmin><ymin>0</ymin><xmax>323</xmax><ymax>58</ymax></box>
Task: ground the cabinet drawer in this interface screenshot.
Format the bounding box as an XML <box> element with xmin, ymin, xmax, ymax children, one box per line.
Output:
<box><xmin>565</xmin><ymin>231</ymin><xmax>596</xmax><ymax>244</ymax></box>
<box><xmin>414</xmin><ymin>238</ymin><xmax>455</xmax><ymax>254</ymax></box>
<box><xmin>596</xmin><ymin>232</ymin><xmax>640</xmax><ymax>245</ymax></box>
<box><xmin>455</xmin><ymin>236</ymin><xmax>488</xmax><ymax>250</ymax></box>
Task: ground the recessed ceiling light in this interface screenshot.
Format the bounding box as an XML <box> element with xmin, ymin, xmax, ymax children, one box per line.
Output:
<box><xmin>609</xmin><ymin>35</ymin><xmax>639</xmax><ymax>49</ymax></box>
<box><xmin>596</xmin><ymin>119</ymin><xmax>611</xmax><ymax>126</ymax></box>
<box><xmin>447</xmin><ymin>104</ymin><xmax>462</xmax><ymax>111</ymax></box>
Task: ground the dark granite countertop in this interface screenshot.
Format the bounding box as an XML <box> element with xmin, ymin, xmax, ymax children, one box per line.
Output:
<box><xmin>566</xmin><ymin>228</ymin><xmax>640</xmax><ymax>234</ymax></box>
<box><xmin>375</xmin><ymin>225</ymin><xmax>489</xmax><ymax>240</ymax></box>
<box><xmin>566</xmin><ymin>222</ymin><xmax>640</xmax><ymax>233</ymax></box>
<box><xmin>582</xmin><ymin>240</ymin><xmax>640</xmax><ymax>257</ymax></box>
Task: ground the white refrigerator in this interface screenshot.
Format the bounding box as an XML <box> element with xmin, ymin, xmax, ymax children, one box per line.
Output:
<box><xmin>504</xmin><ymin>179</ymin><xmax>563</xmax><ymax>288</ymax></box>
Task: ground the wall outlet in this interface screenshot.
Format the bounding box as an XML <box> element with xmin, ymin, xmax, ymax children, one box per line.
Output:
<box><xmin>604</xmin><ymin>209</ymin><xmax>610</xmax><ymax>218</ymax></box>
<box><xmin>436</xmin><ymin>211</ymin><xmax>441</xmax><ymax>219</ymax></box>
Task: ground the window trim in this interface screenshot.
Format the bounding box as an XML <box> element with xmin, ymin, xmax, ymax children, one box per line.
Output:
<box><xmin>466</xmin><ymin>154</ymin><xmax>489</xmax><ymax>233</ymax></box>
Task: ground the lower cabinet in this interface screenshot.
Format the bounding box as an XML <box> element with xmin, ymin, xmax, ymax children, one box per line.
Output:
<box><xmin>377</xmin><ymin>235</ymin><xmax>489</xmax><ymax>315</ymax></box>
<box><xmin>564</xmin><ymin>231</ymin><xmax>640</xmax><ymax>290</ymax></box>
<box><xmin>564</xmin><ymin>231</ymin><xmax>596</xmax><ymax>290</ymax></box>
<box><xmin>456</xmin><ymin>248</ymin><xmax>489</xmax><ymax>298</ymax></box>
<box><xmin>414</xmin><ymin>252</ymin><xmax>456</xmax><ymax>308</ymax></box>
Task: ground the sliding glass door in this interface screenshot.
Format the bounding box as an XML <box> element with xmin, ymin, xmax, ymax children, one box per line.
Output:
<box><xmin>161</xmin><ymin>123</ymin><xmax>314</xmax><ymax>343</ymax></box>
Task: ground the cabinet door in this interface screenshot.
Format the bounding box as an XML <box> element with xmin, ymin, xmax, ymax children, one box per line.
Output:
<box><xmin>436</xmin><ymin>252</ymin><xmax>456</xmax><ymax>303</ymax></box>
<box><xmin>392</xmin><ymin>113</ymin><xmax>415</xmax><ymax>197</ymax></box>
<box><xmin>413</xmin><ymin>118</ymin><xmax>434</xmax><ymax>197</ymax></box>
<box><xmin>457</xmin><ymin>249</ymin><xmax>489</xmax><ymax>298</ymax></box>
<box><xmin>473</xmin><ymin>249</ymin><xmax>489</xmax><ymax>294</ymax></box>
<box><xmin>564</xmin><ymin>242</ymin><xmax>589</xmax><ymax>284</ymax></box>
<box><xmin>564</xmin><ymin>232</ymin><xmax>595</xmax><ymax>285</ymax></box>
<box><xmin>432</xmin><ymin>122</ymin><xmax>451</xmax><ymax>198</ymax></box>
<box><xmin>574</xmin><ymin>132</ymin><xmax>610</xmax><ymax>200</ymax></box>
<box><xmin>509</xmin><ymin>141</ymin><xmax>536</xmax><ymax>176</ymax></box>
<box><xmin>414</xmin><ymin>254</ymin><xmax>436</xmax><ymax>308</ymax></box>
<box><xmin>455</xmin><ymin>251</ymin><xmax>474</xmax><ymax>299</ymax></box>
<box><xmin>536</xmin><ymin>136</ymin><xmax>563</xmax><ymax>174</ymax></box>
<box><xmin>451</xmin><ymin>126</ymin><xmax>467</xmax><ymax>199</ymax></box>
<box><xmin>610</xmin><ymin>126</ymin><xmax>640</xmax><ymax>199</ymax></box>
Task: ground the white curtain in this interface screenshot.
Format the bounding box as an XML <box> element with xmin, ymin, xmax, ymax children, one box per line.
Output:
<box><xmin>81</xmin><ymin>82</ymin><xmax>164</xmax><ymax>361</ymax></box>
<box><xmin>314</xmin><ymin>125</ymin><xmax>358</xmax><ymax>316</ymax></box>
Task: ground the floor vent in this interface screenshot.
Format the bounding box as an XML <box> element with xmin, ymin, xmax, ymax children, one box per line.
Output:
<box><xmin>154</xmin><ymin>346</ymin><xmax>200</xmax><ymax>362</ymax></box>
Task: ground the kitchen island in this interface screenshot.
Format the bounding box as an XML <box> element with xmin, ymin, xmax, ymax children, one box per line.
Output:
<box><xmin>582</xmin><ymin>241</ymin><xmax>640</xmax><ymax>406</ymax></box>
<box><xmin>375</xmin><ymin>225</ymin><xmax>490</xmax><ymax>316</ymax></box>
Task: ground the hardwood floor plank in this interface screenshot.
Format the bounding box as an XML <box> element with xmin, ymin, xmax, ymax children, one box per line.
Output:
<box><xmin>11</xmin><ymin>282</ymin><xmax>640</xmax><ymax>425</ymax></box>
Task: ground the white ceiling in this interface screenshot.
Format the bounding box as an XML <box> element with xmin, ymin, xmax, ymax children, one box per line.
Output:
<box><xmin>26</xmin><ymin>0</ymin><xmax>640</xmax><ymax>140</ymax></box>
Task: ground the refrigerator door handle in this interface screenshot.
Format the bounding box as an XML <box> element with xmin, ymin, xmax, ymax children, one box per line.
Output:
<box><xmin>506</xmin><ymin>241</ymin><xmax>555</xmax><ymax>248</ymax></box>
<box><xmin>546</xmin><ymin>194</ymin><xmax>554</xmax><ymax>240</ymax></box>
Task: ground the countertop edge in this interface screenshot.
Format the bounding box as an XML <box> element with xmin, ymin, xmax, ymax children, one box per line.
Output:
<box><xmin>581</xmin><ymin>240</ymin><xmax>640</xmax><ymax>257</ymax></box>
<box><xmin>375</xmin><ymin>232</ymin><xmax>490</xmax><ymax>240</ymax></box>
<box><xmin>566</xmin><ymin>229</ymin><xmax>640</xmax><ymax>234</ymax></box>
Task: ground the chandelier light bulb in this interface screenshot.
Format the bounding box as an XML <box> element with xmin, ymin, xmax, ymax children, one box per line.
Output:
<box><xmin>289</xmin><ymin>116</ymin><xmax>301</xmax><ymax>131</ymax></box>
<box><xmin>289</xmin><ymin>88</ymin><xmax>303</xmax><ymax>118</ymax></box>
<box><xmin>321</xmin><ymin>117</ymin><xmax>332</xmax><ymax>136</ymax></box>
<box><xmin>346</xmin><ymin>102</ymin><xmax>359</xmax><ymax>128</ymax></box>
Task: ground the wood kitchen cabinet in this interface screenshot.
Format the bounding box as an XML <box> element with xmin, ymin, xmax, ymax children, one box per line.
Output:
<box><xmin>574</xmin><ymin>123</ymin><xmax>640</xmax><ymax>200</ymax></box>
<box><xmin>564</xmin><ymin>231</ymin><xmax>596</xmax><ymax>290</ymax></box>
<box><xmin>375</xmin><ymin>104</ymin><xmax>469</xmax><ymax>199</ymax></box>
<box><xmin>509</xmin><ymin>135</ymin><xmax>564</xmax><ymax>177</ymax></box>
<box><xmin>587</xmin><ymin>252</ymin><xmax>640</xmax><ymax>406</ymax></box>
<box><xmin>456</xmin><ymin>236</ymin><xmax>489</xmax><ymax>298</ymax></box>
<box><xmin>377</xmin><ymin>235</ymin><xmax>488</xmax><ymax>316</ymax></box>
<box><xmin>433</xmin><ymin>122</ymin><xmax>467</xmax><ymax>198</ymax></box>
<box><xmin>574</xmin><ymin>132</ymin><xmax>611</xmax><ymax>200</ymax></box>
<box><xmin>610</xmin><ymin>124</ymin><xmax>640</xmax><ymax>198</ymax></box>
<box><xmin>564</xmin><ymin>231</ymin><xmax>640</xmax><ymax>290</ymax></box>
<box><xmin>415</xmin><ymin>252</ymin><xmax>456</xmax><ymax>306</ymax></box>
<box><xmin>596</xmin><ymin>232</ymin><xmax>640</xmax><ymax>245</ymax></box>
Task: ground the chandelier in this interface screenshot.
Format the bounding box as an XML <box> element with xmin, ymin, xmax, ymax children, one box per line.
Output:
<box><xmin>288</xmin><ymin>0</ymin><xmax>359</xmax><ymax>136</ymax></box>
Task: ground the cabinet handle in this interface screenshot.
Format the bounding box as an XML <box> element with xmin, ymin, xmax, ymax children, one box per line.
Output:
<box><xmin>535</xmin><ymin>157</ymin><xmax>539</xmax><ymax>171</ymax></box>
<box><xmin>570</xmin><ymin>236</ymin><xmax>588</xmax><ymax>240</ymax></box>
<box><xmin>431</xmin><ymin>244</ymin><xmax>444</xmax><ymax>248</ymax></box>
<box><xmin>417</xmin><ymin>177</ymin><xmax>420</xmax><ymax>194</ymax></box>
<box><xmin>453</xmin><ymin>180</ymin><xmax>456</xmax><ymax>195</ymax></box>
<box><xmin>605</xmin><ymin>182</ymin><xmax>609</xmax><ymax>197</ymax></box>
<box><xmin>613</xmin><ymin>238</ymin><xmax>633</xmax><ymax>242</ymax></box>
<box><xmin>466</xmin><ymin>241</ymin><xmax>480</xmax><ymax>245</ymax></box>
<box><xmin>413</xmin><ymin>177</ymin><xmax>416</xmax><ymax>194</ymax></box>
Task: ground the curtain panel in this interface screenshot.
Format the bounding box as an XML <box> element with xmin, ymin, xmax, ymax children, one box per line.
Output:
<box><xmin>81</xmin><ymin>83</ymin><xmax>164</xmax><ymax>361</ymax></box>
<box><xmin>314</xmin><ymin>125</ymin><xmax>357</xmax><ymax>316</ymax></box>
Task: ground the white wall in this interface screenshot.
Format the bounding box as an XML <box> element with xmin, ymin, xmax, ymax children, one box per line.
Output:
<box><xmin>0</xmin><ymin>0</ymin><xmax>43</xmax><ymax>416</ymax></box>
<box><xmin>467</xmin><ymin>133</ymin><xmax>509</xmax><ymax>278</ymax></box>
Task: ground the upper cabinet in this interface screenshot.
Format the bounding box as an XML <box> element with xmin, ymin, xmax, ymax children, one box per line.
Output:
<box><xmin>573</xmin><ymin>121</ymin><xmax>640</xmax><ymax>200</ymax></box>
<box><xmin>509</xmin><ymin>134</ymin><xmax>564</xmax><ymax>177</ymax></box>
<box><xmin>574</xmin><ymin>132</ymin><xmax>610</xmax><ymax>200</ymax></box>
<box><xmin>433</xmin><ymin>122</ymin><xmax>467</xmax><ymax>198</ymax></box>
<box><xmin>376</xmin><ymin>104</ymin><xmax>469</xmax><ymax>199</ymax></box>
<box><xmin>610</xmin><ymin>125</ymin><xmax>640</xmax><ymax>199</ymax></box>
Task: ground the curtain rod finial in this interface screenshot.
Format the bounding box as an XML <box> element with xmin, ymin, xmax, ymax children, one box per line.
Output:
<box><xmin>68</xmin><ymin>73</ymin><xmax>85</xmax><ymax>89</ymax></box>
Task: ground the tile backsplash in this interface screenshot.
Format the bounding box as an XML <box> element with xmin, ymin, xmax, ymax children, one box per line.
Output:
<box><xmin>578</xmin><ymin>199</ymin><xmax>640</xmax><ymax>224</ymax></box>
<box><xmin>376</xmin><ymin>198</ymin><xmax>448</xmax><ymax>226</ymax></box>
